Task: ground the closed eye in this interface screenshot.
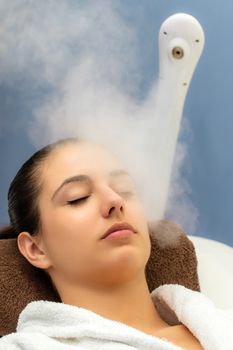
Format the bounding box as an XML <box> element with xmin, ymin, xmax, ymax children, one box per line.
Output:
<box><xmin>67</xmin><ymin>196</ymin><xmax>89</xmax><ymax>206</ymax></box>
<box><xmin>118</xmin><ymin>191</ymin><xmax>134</xmax><ymax>197</ymax></box>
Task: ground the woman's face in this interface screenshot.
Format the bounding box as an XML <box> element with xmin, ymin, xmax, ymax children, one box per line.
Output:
<box><xmin>36</xmin><ymin>141</ymin><xmax>151</xmax><ymax>288</ymax></box>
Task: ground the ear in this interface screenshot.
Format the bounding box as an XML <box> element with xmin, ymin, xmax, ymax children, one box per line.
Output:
<box><xmin>17</xmin><ymin>232</ymin><xmax>52</xmax><ymax>270</ymax></box>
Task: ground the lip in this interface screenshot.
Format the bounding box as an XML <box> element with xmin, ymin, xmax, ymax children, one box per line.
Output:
<box><xmin>101</xmin><ymin>222</ymin><xmax>137</xmax><ymax>240</ymax></box>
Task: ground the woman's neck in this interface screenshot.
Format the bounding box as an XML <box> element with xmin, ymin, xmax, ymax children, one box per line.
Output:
<box><xmin>57</xmin><ymin>272</ymin><xmax>169</xmax><ymax>335</ymax></box>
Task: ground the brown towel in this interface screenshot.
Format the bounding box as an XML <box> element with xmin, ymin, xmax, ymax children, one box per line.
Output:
<box><xmin>0</xmin><ymin>220</ymin><xmax>200</xmax><ymax>336</ymax></box>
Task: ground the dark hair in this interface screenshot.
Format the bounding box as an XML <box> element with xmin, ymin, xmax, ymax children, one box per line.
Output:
<box><xmin>0</xmin><ymin>138</ymin><xmax>80</xmax><ymax>239</ymax></box>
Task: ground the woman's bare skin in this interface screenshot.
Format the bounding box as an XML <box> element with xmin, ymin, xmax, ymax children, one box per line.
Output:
<box><xmin>149</xmin><ymin>324</ymin><xmax>203</xmax><ymax>349</ymax></box>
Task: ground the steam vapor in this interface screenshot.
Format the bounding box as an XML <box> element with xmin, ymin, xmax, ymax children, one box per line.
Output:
<box><xmin>0</xmin><ymin>0</ymin><xmax>198</xmax><ymax>233</ymax></box>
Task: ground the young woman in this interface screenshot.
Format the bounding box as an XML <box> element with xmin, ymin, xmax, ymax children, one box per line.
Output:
<box><xmin>0</xmin><ymin>138</ymin><xmax>232</xmax><ymax>349</ymax></box>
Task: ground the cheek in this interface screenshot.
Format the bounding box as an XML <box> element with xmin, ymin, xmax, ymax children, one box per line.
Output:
<box><xmin>40</xmin><ymin>206</ymin><xmax>96</xmax><ymax>262</ymax></box>
<box><xmin>129</xmin><ymin>200</ymin><xmax>151</xmax><ymax>261</ymax></box>
<box><xmin>129</xmin><ymin>199</ymin><xmax>148</xmax><ymax>227</ymax></box>
<box><xmin>42</xmin><ymin>203</ymin><xmax>95</xmax><ymax>235</ymax></box>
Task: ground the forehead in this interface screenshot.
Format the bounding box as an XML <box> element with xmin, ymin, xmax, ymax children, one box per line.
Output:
<box><xmin>41</xmin><ymin>142</ymin><xmax>124</xmax><ymax>188</ymax></box>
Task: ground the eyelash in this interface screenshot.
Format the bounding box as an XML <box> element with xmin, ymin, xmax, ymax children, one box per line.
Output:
<box><xmin>67</xmin><ymin>196</ymin><xmax>89</xmax><ymax>206</ymax></box>
<box><xmin>67</xmin><ymin>191</ymin><xmax>134</xmax><ymax>206</ymax></box>
<box><xmin>119</xmin><ymin>191</ymin><xmax>133</xmax><ymax>196</ymax></box>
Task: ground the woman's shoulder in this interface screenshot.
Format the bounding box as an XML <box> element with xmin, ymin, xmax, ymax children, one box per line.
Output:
<box><xmin>0</xmin><ymin>332</ymin><xmax>27</xmax><ymax>350</ymax></box>
<box><xmin>152</xmin><ymin>284</ymin><xmax>233</xmax><ymax>348</ymax></box>
<box><xmin>0</xmin><ymin>300</ymin><xmax>60</xmax><ymax>349</ymax></box>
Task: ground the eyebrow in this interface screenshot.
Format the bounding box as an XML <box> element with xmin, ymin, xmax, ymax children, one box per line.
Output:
<box><xmin>51</xmin><ymin>169</ymin><xmax>130</xmax><ymax>201</ymax></box>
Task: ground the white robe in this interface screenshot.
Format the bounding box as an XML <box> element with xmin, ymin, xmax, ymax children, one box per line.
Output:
<box><xmin>1</xmin><ymin>284</ymin><xmax>233</xmax><ymax>350</ymax></box>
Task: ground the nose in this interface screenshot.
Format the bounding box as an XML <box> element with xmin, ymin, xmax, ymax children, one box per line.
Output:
<box><xmin>100</xmin><ymin>187</ymin><xmax>124</xmax><ymax>218</ymax></box>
